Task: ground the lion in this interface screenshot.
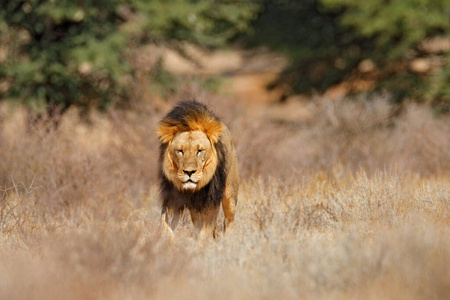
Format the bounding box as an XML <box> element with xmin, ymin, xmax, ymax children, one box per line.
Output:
<box><xmin>157</xmin><ymin>100</ymin><xmax>239</xmax><ymax>239</ymax></box>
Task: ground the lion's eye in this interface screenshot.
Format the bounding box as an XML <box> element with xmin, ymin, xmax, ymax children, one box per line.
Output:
<box><xmin>177</xmin><ymin>150</ymin><xmax>184</xmax><ymax>155</ymax></box>
<box><xmin>197</xmin><ymin>150</ymin><xmax>203</xmax><ymax>156</ymax></box>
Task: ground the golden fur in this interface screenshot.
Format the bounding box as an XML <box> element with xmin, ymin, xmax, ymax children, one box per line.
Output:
<box><xmin>157</xmin><ymin>101</ymin><xmax>239</xmax><ymax>239</ymax></box>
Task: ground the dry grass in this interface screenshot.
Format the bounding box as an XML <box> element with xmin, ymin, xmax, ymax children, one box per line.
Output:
<box><xmin>0</xmin><ymin>96</ymin><xmax>449</xmax><ymax>299</ymax></box>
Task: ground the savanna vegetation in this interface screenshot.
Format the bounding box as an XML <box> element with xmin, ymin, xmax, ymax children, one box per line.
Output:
<box><xmin>1</xmin><ymin>95</ymin><xmax>449</xmax><ymax>299</ymax></box>
<box><xmin>0</xmin><ymin>1</ymin><xmax>449</xmax><ymax>299</ymax></box>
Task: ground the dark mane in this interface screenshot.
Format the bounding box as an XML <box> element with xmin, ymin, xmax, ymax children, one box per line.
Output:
<box><xmin>160</xmin><ymin>100</ymin><xmax>220</xmax><ymax>130</ymax></box>
<box><xmin>157</xmin><ymin>100</ymin><xmax>223</xmax><ymax>144</ymax></box>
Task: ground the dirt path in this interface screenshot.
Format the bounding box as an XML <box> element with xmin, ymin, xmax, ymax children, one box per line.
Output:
<box><xmin>161</xmin><ymin>44</ymin><xmax>289</xmax><ymax>104</ymax></box>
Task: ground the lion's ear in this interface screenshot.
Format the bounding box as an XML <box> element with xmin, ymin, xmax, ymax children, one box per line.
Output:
<box><xmin>157</xmin><ymin>123</ymin><xmax>179</xmax><ymax>144</ymax></box>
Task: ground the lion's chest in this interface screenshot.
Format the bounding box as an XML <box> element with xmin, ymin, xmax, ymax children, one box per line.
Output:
<box><xmin>161</xmin><ymin>173</ymin><xmax>225</xmax><ymax>211</ymax></box>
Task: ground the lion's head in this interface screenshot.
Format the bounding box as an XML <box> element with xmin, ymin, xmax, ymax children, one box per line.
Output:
<box><xmin>157</xmin><ymin>102</ymin><xmax>223</xmax><ymax>192</ymax></box>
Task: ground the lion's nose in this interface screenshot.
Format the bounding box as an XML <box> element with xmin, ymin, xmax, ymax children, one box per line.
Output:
<box><xmin>183</xmin><ymin>170</ymin><xmax>196</xmax><ymax>177</ymax></box>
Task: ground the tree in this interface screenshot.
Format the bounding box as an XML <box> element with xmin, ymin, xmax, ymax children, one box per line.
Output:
<box><xmin>322</xmin><ymin>0</ymin><xmax>450</xmax><ymax>107</ymax></box>
<box><xmin>248</xmin><ymin>0</ymin><xmax>450</xmax><ymax>109</ymax></box>
<box><xmin>248</xmin><ymin>0</ymin><xmax>371</xmax><ymax>95</ymax></box>
<box><xmin>0</xmin><ymin>0</ymin><xmax>260</xmax><ymax>116</ymax></box>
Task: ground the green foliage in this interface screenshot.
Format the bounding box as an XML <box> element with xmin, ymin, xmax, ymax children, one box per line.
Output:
<box><xmin>0</xmin><ymin>0</ymin><xmax>129</xmax><ymax>114</ymax></box>
<box><xmin>249</xmin><ymin>0</ymin><xmax>450</xmax><ymax>109</ymax></box>
<box><xmin>322</xmin><ymin>0</ymin><xmax>449</xmax><ymax>59</ymax></box>
<box><xmin>322</xmin><ymin>0</ymin><xmax>450</xmax><ymax>108</ymax></box>
<box><xmin>0</xmin><ymin>0</ymin><xmax>260</xmax><ymax>115</ymax></box>
<box><xmin>129</xmin><ymin>0</ymin><xmax>259</xmax><ymax>47</ymax></box>
<box><xmin>248</xmin><ymin>0</ymin><xmax>368</xmax><ymax>93</ymax></box>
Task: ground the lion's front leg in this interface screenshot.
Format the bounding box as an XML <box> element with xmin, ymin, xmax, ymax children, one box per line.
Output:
<box><xmin>222</xmin><ymin>181</ymin><xmax>238</xmax><ymax>232</ymax></box>
<box><xmin>189</xmin><ymin>205</ymin><xmax>220</xmax><ymax>239</ymax></box>
<box><xmin>161</xmin><ymin>206</ymin><xmax>183</xmax><ymax>239</ymax></box>
<box><xmin>222</xmin><ymin>196</ymin><xmax>236</xmax><ymax>233</ymax></box>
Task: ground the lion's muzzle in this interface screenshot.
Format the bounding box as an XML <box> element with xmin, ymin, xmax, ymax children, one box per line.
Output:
<box><xmin>179</xmin><ymin>170</ymin><xmax>202</xmax><ymax>191</ymax></box>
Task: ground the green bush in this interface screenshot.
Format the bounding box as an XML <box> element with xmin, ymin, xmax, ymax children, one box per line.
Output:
<box><xmin>248</xmin><ymin>1</ymin><xmax>370</xmax><ymax>94</ymax></box>
<box><xmin>322</xmin><ymin>0</ymin><xmax>449</xmax><ymax>59</ymax></box>
<box><xmin>129</xmin><ymin>0</ymin><xmax>259</xmax><ymax>46</ymax></box>
<box><xmin>0</xmin><ymin>1</ymin><xmax>129</xmax><ymax>115</ymax></box>
<box><xmin>249</xmin><ymin>0</ymin><xmax>450</xmax><ymax>109</ymax></box>
<box><xmin>322</xmin><ymin>0</ymin><xmax>450</xmax><ymax>107</ymax></box>
<box><xmin>0</xmin><ymin>0</ymin><xmax>260</xmax><ymax>115</ymax></box>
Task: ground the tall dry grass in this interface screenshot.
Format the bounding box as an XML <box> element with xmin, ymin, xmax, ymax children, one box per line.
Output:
<box><xmin>226</xmin><ymin>95</ymin><xmax>450</xmax><ymax>178</ymax></box>
<box><xmin>0</xmin><ymin>95</ymin><xmax>449</xmax><ymax>299</ymax></box>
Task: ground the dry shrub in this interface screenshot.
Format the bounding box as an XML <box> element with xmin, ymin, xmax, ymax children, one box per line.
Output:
<box><xmin>0</xmin><ymin>96</ymin><xmax>449</xmax><ymax>299</ymax></box>
<box><xmin>0</xmin><ymin>105</ymin><xmax>160</xmax><ymax>211</ymax></box>
<box><xmin>0</xmin><ymin>223</ymin><xmax>188</xmax><ymax>300</ymax></box>
<box><xmin>1</xmin><ymin>153</ymin><xmax>449</xmax><ymax>299</ymax></box>
<box><xmin>219</xmin><ymin>95</ymin><xmax>450</xmax><ymax>178</ymax></box>
<box><xmin>389</xmin><ymin>104</ymin><xmax>450</xmax><ymax>174</ymax></box>
<box><xmin>1</xmin><ymin>94</ymin><xmax>449</xmax><ymax>192</ymax></box>
<box><xmin>161</xmin><ymin>171</ymin><xmax>449</xmax><ymax>300</ymax></box>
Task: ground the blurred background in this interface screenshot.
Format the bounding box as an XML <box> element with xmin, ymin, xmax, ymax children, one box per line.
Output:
<box><xmin>0</xmin><ymin>0</ymin><xmax>449</xmax><ymax>182</ymax></box>
<box><xmin>1</xmin><ymin>0</ymin><xmax>449</xmax><ymax>114</ymax></box>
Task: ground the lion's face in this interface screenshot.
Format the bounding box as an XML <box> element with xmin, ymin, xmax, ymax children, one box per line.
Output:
<box><xmin>164</xmin><ymin>130</ymin><xmax>218</xmax><ymax>192</ymax></box>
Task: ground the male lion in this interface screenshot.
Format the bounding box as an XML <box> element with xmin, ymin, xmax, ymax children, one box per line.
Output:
<box><xmin>157</xmin><ymin>101</ymin><xmax>239</xmax><ymax>239</ymax></box>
